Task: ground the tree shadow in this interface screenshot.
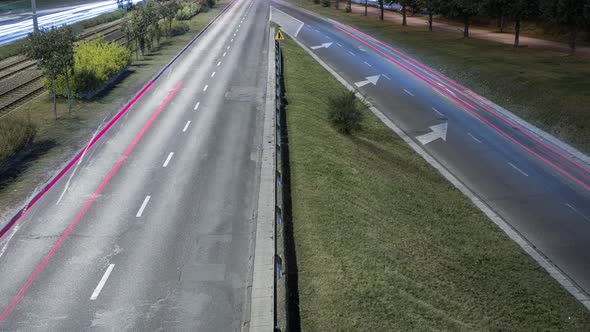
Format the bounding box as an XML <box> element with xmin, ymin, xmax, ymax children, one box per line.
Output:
<box><xmin>0</xmin><ymin>139</ymin><xmax>57</xmax><ymax>191</ymax></box>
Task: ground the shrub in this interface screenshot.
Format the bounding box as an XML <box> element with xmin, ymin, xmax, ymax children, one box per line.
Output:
<box><xmin>313</xmin><ymin>0</ymin><xmax>320</xmax><ymax>4</ymax></box>
<box><xmin>345</xmin><ymin>5</ymin><xmax>351</xmax><ymax>12</ymax></box>
<box><xmin>0</xmin><ymin>116</ymin><xmax>37</xmax><ymax>165</ymax></box>
<box><xmin>169</xmin><ymin>20</ymin><xmax>190</xmax><ymax>36</ymax></box>
<box><xmin>207</xmin><ymin>0</ymin><xmax>216</xmax><ymax>7</ymax></box>
<box><xmin>49</xmin><ymin>38</ymin><xmax>131</xmax><ymax>97</ymax></box>
<box><xmin>327</xmin><ymin>91</ymin><xmax>364</xmax><ymax>134</ymax></box>
<box><xmin>175</xmin><ymin>2</ymin><xmax>200</xmax><ymax>20</ymax></box>
<box><xmin>321</xmin><ymin>0</ymin><xmax>330</xmax><ymax>6</ymax></box>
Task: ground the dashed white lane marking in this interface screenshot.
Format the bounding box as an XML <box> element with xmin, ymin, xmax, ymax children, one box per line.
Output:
<box><xmin>136</xmin><ymin>196</ymin><xmax>151</xmax><ymax>217</ymax></box>
<box><xmin>183</xmin><ymin>121</ymin><xmax>191</xmax><ymax>132</ymax></box>
<box><xmin>90</xmin><ymin>264</ymin><xmax>115</xmax><ymax>300</ymax></box>
<box><xmin>508</xmin><ymin>162</ymin><xmax>529</xmax><ymax>177</ymax></box>
<box><xmin>222</xmin><ymin>52</ymin><xmax>227</xmax><ymax>57</ymax></box>
<box><xmin>0</xmin><ymin>224</ymin><xmax>20</xmax><ymax>259</ymax></box>
<box><xmin>565</xmin><ymin>203</ymin><xmax>590</xmax><ymax>222</ymax></box>
<box><xmin>231</xmin><ymin>38</ymin><xmax>234</xmax><ymax>42</ymax></box>
<box><xmin>194</xmin><ymin>102</ymin><xmax>200</xmax><ymax>110</ymax></box>
<box><xmin>403</xmin><ymin>89</ymin><xmax>414</xmax><ymax>97</ymax></box>
<box><xmin>227</xmin><ymin>45</ymin><xmax>231</xmax><ymax>50</ymax></box>
<box><xmin>211</xmin><ymin>71</ymin><xmax>216</xmax><ymax>78</ymax></box>
<box><xmin>234</xmin><ymin>33</ymin><xmax>237</xmax><ymax>36</ymax></box>
<box><xmin>217</xmin><ymin>61</ymin><xmax>221</xmax><ymax>66</ymax></box>
<box><xmin>364</xmin><ymin>61</ymin><xmax>372</xmax><ymax>67</ymax></box>
<box><xmin>383</xmin><ymin>74</ymin><xmax>391</xmax><ymax>80</ymax></box>
<box><xmin>468</xmin><ymin>132</ymin><xmax>482</xmax><ymax>143</ymax></box>
<box><xmin>348</xmin><ymin>51</ymin><xmax>355</xmax><ymax>56</ymax></box>
<box><xmin>336</xmin><ymin>42</ymin><xmax>343</xmax><ymax>47</ymax></box>
<box><xmin>203</xmin><ymin>85</ymin><xmax>209</xmax><ymax>91</ymax></box>
<box><xmin>432</xmin><ymin>107</ymin><xmax>444</xmax><ymax>117</ymax></box>
<box><xmin>163</xmin><ymin>152</ymin><xmax>174</xmax><ymax>167</ymax></box>
<box><xmin>326</xmin><ymin>35</ymin><xmax>332</xmax><ymax>39</ymax></box>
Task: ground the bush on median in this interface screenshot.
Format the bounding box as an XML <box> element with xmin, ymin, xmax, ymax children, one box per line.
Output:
<box><xmin>48</xmin><ymin>38</ymin><xmax>131</xmax><ymax>98</ymax></box>
<box><xmin>175</xmin><ymin>2</ymin><xmax>200</xmax><ymax>20</ymax></box>
<box><xmin>0</xmin><ymin>116</ymin><xmax>37</xmax><ymax>165</ymax></box>
<box><xmin>327</xmin><ymin>91</ymin><xmax>364</xmax><ymax>134</ymax></box>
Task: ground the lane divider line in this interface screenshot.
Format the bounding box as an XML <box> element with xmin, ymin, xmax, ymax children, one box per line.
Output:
<box><xmin>565</xmin><ymin>203</ymin><xmax>590</xmax><ymax>222</ymax></box>
<box><xmin>182</xmin><ymin>120</ymin><xmax>191</xmax><ymax>132</ymax></box>
<box><xmin>136</xmin><ymin>196</ymin><xmax>151</xmax><ymax>217</ymax></box>
<box><xmin>194</xmin><ymin>102</ymin><xmax>200</xmax><ymax>110</ymax></box>
<box><xmin>211</xmin><ymin>71</ymin><xmax>216</xmax><ymax>78</ymax></box>
<box><xmin>163</xmin><ymin>152</ymin><xmax>174</xmax><ymax>167</ymax></box>
<box><xmin>203</xmin><ymin>85</ymin><xmax>209</xmax><ymax>91</ymax></box>
<box><xmin>468</xmin><ymin>132</ymin><xmax>482</xmax><ymax>143</ymax></box>
<box><xmin>403</xmin><ymin>89</ymin><xmax>414</xmax><ymax>97</ymax></box>
<box><xmin>0</xmin><ymin>81</ymin><xmax>183</xmax><ymax>324</ymax></box>
<box><xmin>508</xmin><ymin>162</ymin><xmax>529</xmax><ymax>177</ymax></box>
<box><xmin>90</xmin><ymin>264</ymin><xmax>115</xmax><ymax>300</ymax></box>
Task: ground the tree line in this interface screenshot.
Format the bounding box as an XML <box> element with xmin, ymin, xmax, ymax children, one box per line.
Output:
<box><xmin>371</xmin><ymin>0</ymin><xmax>590</xmax><ymax>51</ymax></box>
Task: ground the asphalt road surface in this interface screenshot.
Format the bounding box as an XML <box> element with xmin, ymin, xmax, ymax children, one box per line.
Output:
<box><xmin>0</xmin><ymin>0</ymin><xmax>269</xmax><ymax>330</ymax></box>
<box><xmin>270</xmin><ymin>0</ymin><xmax>590</xmax><ymax>299</ymax></box>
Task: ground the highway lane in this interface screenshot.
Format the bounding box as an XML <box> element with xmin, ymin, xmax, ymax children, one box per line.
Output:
<box><xmin>270</xmin><ymin>1</ymin><xmax>590</xmax><ymax>300</ymax></box>
<box><xmin>0</xmin><ymin>0</ymin><xmax>269</xmax><ymax>330</ymax></box>
<box><xmin>0</xmin><ymin>0</ymin><xmax>141</xmax><ymax>46</ymax></box>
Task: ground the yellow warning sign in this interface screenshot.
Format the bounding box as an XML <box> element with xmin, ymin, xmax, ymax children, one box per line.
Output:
<box><xmin>274</xmin><ymin>30</ymin><xmax>285</xmax><ymax>40</ymax></box>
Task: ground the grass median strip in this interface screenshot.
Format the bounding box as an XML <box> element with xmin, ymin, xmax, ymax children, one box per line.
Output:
<box><xmin>288</xmin><ymin>1</ymin><xmax>590</xmax><ymax>154</ymax></box>
<box><xmin>281</xmin><ymin>35</ymin><xmax>590</xmax><ymax>331</ymax></box>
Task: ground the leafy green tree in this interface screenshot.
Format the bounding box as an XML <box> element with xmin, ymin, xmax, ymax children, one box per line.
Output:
<box><xmin>22</xmin><ymin>27</ymin><xmax>75</xmax><ymax>119</ymax></box>
<box><xmin>418</xmin><ymin>0</ymin><xmax>443</xmax><ymax>31</ymax></box>
<box><xmin>541</xmin><ymin>0</ymin><xmax>590</xmax><ymax>52</ymax></box>
<box><xmin>160</xmin><ymin>0</ymin><xmax>179</xmax><ymax>37</ymax></box>
<box><xmin>511</xmin><ymin>0</ymin><xmax>539</xmax><ymax>47</ymax></box>
<box><xmin>483</xmin><ymin>0</ymin><xmax>511</xmax><ymax>32</ymax></box>
<box><xmin>397</xmin><ymin>0</ymin><xmax>418</xmax><ymax>26</ymax></box>
<box><xmin>440</xmin><ymin>0</ymin><xmax>484</xmax><ymax>37</ymax></box>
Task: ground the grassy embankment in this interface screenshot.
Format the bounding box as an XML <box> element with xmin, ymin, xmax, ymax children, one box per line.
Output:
<box><xmin>290</xmin><ymin>0</ymin><xmax>590</xmax><ymax>154</ymax></box>
<box><xmin>0</xmin><ymin>2</ymin><xmax>226</xmax><ymax>221</ymax></box>
<box><xmin>281</xmin><ymin>34</ymin><xmax>590</xmax><ymax>331</ymax></box>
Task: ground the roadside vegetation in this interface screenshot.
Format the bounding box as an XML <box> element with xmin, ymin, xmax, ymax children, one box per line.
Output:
<box><xmin>292</xmin><ymin>0</ymin><xmax>590</xmax><ymax>154</ymax></box>
<box><xmin>281</xmin><ymin>34</ymin><xmax>590</xmax><ymax>331</ymax></box>
<box><xmin>0</xmin><ymin>0</ymin><xmax>224</xmax><ymax>220</ymax></box>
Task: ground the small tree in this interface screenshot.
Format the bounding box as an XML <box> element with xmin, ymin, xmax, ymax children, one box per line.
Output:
<box><xmin>440</xmin><ymin>0</ymin><xmax>484</xmax><ymax>38</ymax></box>
<box><xmin>540</xmin><ymin>0</ymin><xmax>588</xmax><ymax>52</ymax></box>
<box><xmin>22</xmin><ymin>27</ymin><xmax>75</xmax><ymax>119</ymax></box>
<box><xmin>512</xmin><ymin>0</ymin><xmax>539</xmax><ymax>47</ymax></box>
<box><xmin>160</xmin><ymin>0</ymin><xmax>179</xmax><ymax>37</ymax></box>
<box><xmin>327</xmin><ymin>91</ymin><xmax>364</xmax><ymax>135</ymax></box>
<box><xmin>418</xmin><ymin>0</ymin><xmax>443</xmax><ymax>31</ymax></box>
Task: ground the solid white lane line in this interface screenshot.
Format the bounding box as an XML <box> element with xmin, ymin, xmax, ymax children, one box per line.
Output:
<box><xmin>348</xmin><ymin>51</ymin><xmax>355</xmax><ymax>56</ymax></box>
<box><xmin>194</xmin><ymin>102</ymin><xmax>200</xmax><ymax>110</ymax></box>
<box><xmin>203</xmin><ymin>85</ymin><xmax>208</xmax><ymax>91</ymax></box>
<box><xmin>217</xmin><ymin>61</ymin><xmax>221</xmax><ymax>66</ymax></box>
<box><xmin>565</xmin><ymin>203</ymin><xmax>590</xmax><ymax>222</ymax></box>
<box><xmin>508</xmin><ymin>162</ymin><xmax>529</xmax><ymax>177</ymax></box>
<box><xmin>383</xmin><ymin>74</ymin><xmax>391</xmax><ymax>80</ymax></box>
<box><xmin>136</xmin><ymin>196</ymin><xmax>151</xmax><ymax>217</ymax></box>
<box><xmin>211</xmin><ymin>71</ymin><xmax>216</xmax><ymax>78</ymax></box>
<box><xmin>163</xmin><ymin>152</ymin><xmax>174</xmax><ymax>167</ymax></box>
<box><xmin>182</xmin><ymin>121</ymin><xmax>191</xmax><ymax>132</ymax></box>
<box><xmin>90</xmin><ymin>264</ymin><xmax>115</xmax><ymax>300</ymax></box>
<box><xmin>222</xmin><ymin>52</ymin><xmax>227</xmax><ymax>57</ymax></box>
<box><xmin>467</xmin><ymin>132</ymin><xmax>482</xmax><ymax>143</ymax></box>
<box><xmin>403</xmin><ymin>89</ymin><xmax>415</xmax><ymax>97</ymax></box>
<box><xmin>364</xmin><ymin>61</ymin><xmax>372</xmax><ymax>67</ymax></box>
<box><xmin>432</xmin><ymin>107</ymin><xmax>444</xmax><ymax>117</ymax></box>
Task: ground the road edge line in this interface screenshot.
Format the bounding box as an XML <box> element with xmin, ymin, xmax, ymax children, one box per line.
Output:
<box><xmin>282</xmin><ymin>29</ymin><xmax>590</xmax><ymax>312</ymax></box>
<box><xmin>248</xmin><ymin>27</ymin><xmax>277</xmax><ymax>331</ymax></box>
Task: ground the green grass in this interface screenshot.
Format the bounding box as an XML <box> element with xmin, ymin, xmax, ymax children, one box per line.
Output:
<box><xmin>0</xmin><ymin>2</ymin><xmax>226</xmax><ymax>220</ymax></box>
<box><xmin>290</xmin><ymin>0</ymin><xmax>590</xmax><ymax>154</ymax></box>
<box><xmin>281</xmin><ymin>35</ymin><xmax>590</xmax><ymax>331</ymax></box>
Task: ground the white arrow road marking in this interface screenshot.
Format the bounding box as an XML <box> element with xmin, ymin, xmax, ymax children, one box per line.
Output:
<box><xmin>415</xmin><ymin>123</ymin><xmax>448</xmax><ymax>145</ymax></box>
<box><xmin>311</xmin><ymin>42</ymin><xmax>333</xmax><ymax>50</ymax></box>
<box><xmin>354</xmin><ymin>75</ymin><xmax>381</xmax><ymax>88</ymax></box>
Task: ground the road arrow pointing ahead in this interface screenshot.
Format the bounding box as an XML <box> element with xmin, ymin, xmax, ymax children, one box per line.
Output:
<box><xmin>354</xmin><ymin>75</ymin><xmax>380</xmax><ymax>88</ymax></box>
<box><xmin>311</xmin><ymin>42</ymin><xmax>333</xmax><ymax>50</ymax></box>
<box><xmin>415</xmin><ymin>123</ymin><xmax>448</xmax><ymax>145</ymax></box>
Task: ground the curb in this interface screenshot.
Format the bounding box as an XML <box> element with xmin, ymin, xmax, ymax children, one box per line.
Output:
<box><xmin>0</xmin><ymin>0</ymin><xmax>236</xmax><ymax>240</ymax></box>
<box><xmin>282</xmin><ymin>28</ymin><xmax>590</xmax><ymax>312</ymax></box>
<box><xmin>248</xmin><ymin>27</ymin><xmax>277</xmax><ymax>331</ymax></box>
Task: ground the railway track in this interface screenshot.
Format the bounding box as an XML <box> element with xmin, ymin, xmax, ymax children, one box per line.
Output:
<box><xmin>0</xmin><ymin>21</ymin><xmax>124</xmax><ymax>117</ymax></box>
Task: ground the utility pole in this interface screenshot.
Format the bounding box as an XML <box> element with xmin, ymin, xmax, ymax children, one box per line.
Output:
<box><xmin>31</xmin><ymin>0</ymin><xmax>39</xmax><ymax>32</ymax></box>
